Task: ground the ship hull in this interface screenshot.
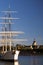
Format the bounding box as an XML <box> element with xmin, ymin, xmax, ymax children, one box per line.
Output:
<box><xmin>0</xmin><ymin>50</ymin><xmax>20</xmax><ymax>61</ymax></box>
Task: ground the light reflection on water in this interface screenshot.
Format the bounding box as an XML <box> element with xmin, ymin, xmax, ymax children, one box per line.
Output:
<box><xmin>14</xmin><ymin>61</ymin><xmax>19</xmax><ymax>65</ymax></box>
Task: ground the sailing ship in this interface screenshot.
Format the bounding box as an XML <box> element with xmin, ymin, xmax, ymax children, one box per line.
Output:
<box><xmin>0</xmin><ymin>6</ymin><xmax>27</xmax><ymax>61</ymax></box>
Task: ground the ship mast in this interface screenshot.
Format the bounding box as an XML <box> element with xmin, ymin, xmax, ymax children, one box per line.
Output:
<box><xmin>1</xmin><ymin>5</ymin><xmax>18</xmax><ymax>52</ymax></box>
<box><xmin>0</xmin><ymin>5</ymin><xmax>27</xmax><ymax>53</ymax></box>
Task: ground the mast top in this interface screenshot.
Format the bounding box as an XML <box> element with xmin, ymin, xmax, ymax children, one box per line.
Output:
<box><xmin>9</xmin><ymin>4</ymin><xmax>10</xmax><ymax>9</ymax></box>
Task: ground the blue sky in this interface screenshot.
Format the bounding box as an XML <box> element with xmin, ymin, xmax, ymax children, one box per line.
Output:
<box><xmin>0</xmin><ymin>0</ymin><xmax>43</xmax><ymax>45</ymax></box>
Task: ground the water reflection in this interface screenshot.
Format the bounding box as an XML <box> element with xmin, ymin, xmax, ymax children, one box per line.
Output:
<box><xmin>4</xmin><ymin>61</ymin><xmax>14</xmax><ymax>65</ymax></box>
<box><xmin>28</xmin><ymin>56</ymin><xmax>41</xmax><ymax>65</ymax></box>
<box><xmin>0</xmin><ymin>61</ymin><xmax>19</xmax><ymax>65</ymax></box>
<box><xmin>4</xmin><ymin>61</ymin><xmax>19</xmax><ymax>65</ymax></box>
<box><xmin>14</xmin><ymin>61</ymin><xmax>20</xmax><ymax>65</ymax></box>
<box><xmin>0</xmin><ymin>56</ymin><xmax>43</xmax><ymax>65</ymax></box>
<box><xmin>0</xmin><ymin>61</ymin><xmax>14</xmax><ymax>65</ymax></box>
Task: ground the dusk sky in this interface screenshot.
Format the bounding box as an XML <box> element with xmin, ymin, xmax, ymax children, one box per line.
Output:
<box><xmin>0</xmin><ymin>0</ymin><xmax>43</xmax><ymax>45</ymax></box>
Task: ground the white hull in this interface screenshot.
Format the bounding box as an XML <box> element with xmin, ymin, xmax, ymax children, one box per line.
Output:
<box><xmin>0</xmin><ymin>50</ymin><xmax>20</xmax><ymax>61</ymax></box>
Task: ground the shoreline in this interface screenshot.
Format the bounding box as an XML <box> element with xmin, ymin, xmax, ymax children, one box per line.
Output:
<box><xmin>19</xmin><ymin>50</ymin><xmax>43</xmax><ymax>56</ymax></box>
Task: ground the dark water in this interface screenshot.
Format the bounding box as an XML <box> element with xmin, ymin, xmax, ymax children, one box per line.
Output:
<box><xmin>0</xmin><ymin>56</ymin><xmax>43</xmax><ymax>65</ymax></box>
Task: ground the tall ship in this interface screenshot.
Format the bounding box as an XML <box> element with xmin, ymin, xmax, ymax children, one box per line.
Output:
<box><xmin>0</xmin><ymin>6</ymin><xmax>27</xmax><ymax>61</ymax></box>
